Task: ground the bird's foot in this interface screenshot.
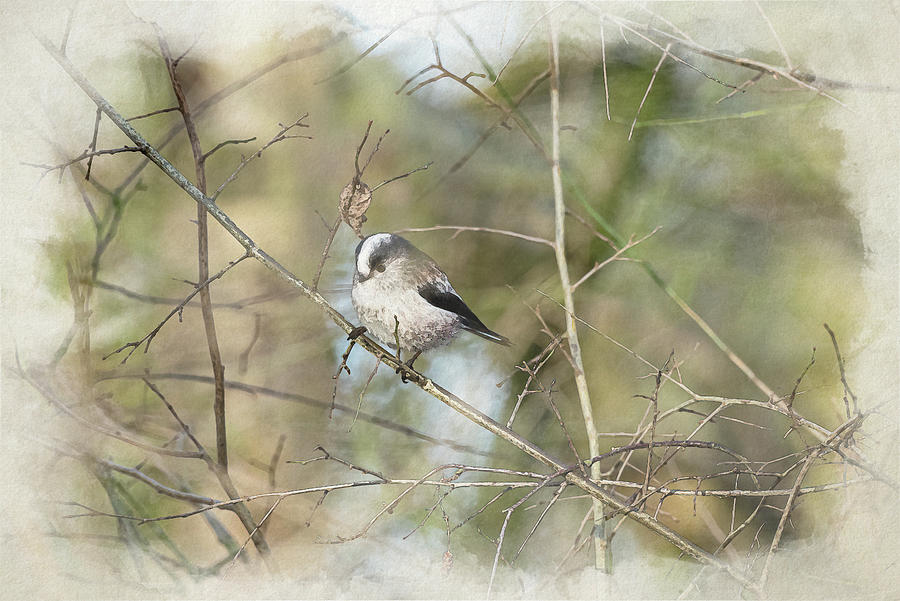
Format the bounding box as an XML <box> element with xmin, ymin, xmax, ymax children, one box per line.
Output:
<box><xmin>347</xmin><ymin>326</ymin><xmax>368</xmax><ymax>340</ymax></box>
<box><xmin>395</xmin><ymin>350</ymin><xmax>422</xmax><ymax>384</ymax></box>
<box><xmin>396</xmin><ymin>363</ymin><xmax>415</xmax><ymax>384</ymax></box>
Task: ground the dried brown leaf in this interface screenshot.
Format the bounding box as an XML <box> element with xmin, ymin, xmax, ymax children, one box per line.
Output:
<box><xmin>339</xmin><ymin>180</ymin><xmax>372</xmax><ymax>238</ymax></box>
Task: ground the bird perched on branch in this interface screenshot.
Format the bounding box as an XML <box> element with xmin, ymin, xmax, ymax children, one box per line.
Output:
<box><xmin>350</xmin><ymin>233</ymin><xmax>510</xmax><ymax>377</ymax></box>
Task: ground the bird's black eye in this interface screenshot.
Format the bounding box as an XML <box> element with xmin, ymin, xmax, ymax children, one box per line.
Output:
<box><xmin>375</xmin><ymin>263</ymin><xmax>386</xmax><ymax>273</ymax></box>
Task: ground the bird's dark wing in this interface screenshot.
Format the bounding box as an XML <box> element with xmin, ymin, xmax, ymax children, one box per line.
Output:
<box><xmin>418</xmin><ymin>282</ymin><xmax>511</xmax><ymax>346</ymax></box>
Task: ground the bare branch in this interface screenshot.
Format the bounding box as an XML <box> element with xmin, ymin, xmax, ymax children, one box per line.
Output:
<box><xmin>126</xmin><ymin>106</ymin><xmax>180</xmax><ymax>121</ymax></box>
<box><xmin>716</xmin><ymin>72</ymin><xmax>765</xmax><ymax>104</ymax></box>
<box><xmin>753</xmin><ymin>0</ymin><xmax>794</xmax><ymax>71</ymax></box>
<box><xmin>824</xmin><ymin>323</ymin><xmax>859</xmax><ymax>417</ymax></box>
<box><xmin>600</xmin><ymin>23</ymin><xmax>610</xmax><ymax>120</ymax></box>
<box><xmin>787</xmin><ymin>347</ymin><xmax>816</xmax><ymax>409</ymax></box>
<box><xmin>103</xmin><ymin>253</ymin><xmax>250</xmax><ymax>363</ymax></box>
<box><xmin>201</xmin><ymin>136</ymin><xmax>257</xmax><ymax>162</ymax></box>
<box><xmin>492</xmin><ymin>2</ymin><xmax>563</xmax><ymax>86</ymax></box>
<box><xmin>397</xmin><ymin>40</ymin><xmax>504</xmax><ymax>112</ymax></box>
<box><xmin>586</xmin><ymin>9</ymin><xmax>740</xmax><ymax>91</ymax></box>
<box><xmin>598</xmin><ymin>9</ymin><xmax>852</xmax><ymax>109</ymax></box>
<box><xmin>350</xmin><ymin>359</ymin><xmax>380</xmax><ymax>432</ymax></box>
<box><xmin>570</xmin><ymin>227</ymin><xmax>660</xmax><ymax>291</ymax></box>
<box><xmin>100</xmin><ymin>371</ymin><xmax>490</xmax><ymax>457</ymax></box>
<box><xmin>84</xmin><ymin>107</ymin><xmax>102</xmax><ymax>180</ymax></box>
<box><xmin>59</xmin><ymin>3</ymin><xmax>76</xmax><ymax>54</ymax></box>
<box><xmin>548</xmin><ymin>18</ymin><xmax>610</xmax><ymax>572</ymax></box>
<box><xmin>513</xmin><ymin>481</ymin><xmax>568</xmax><ymax>562</ymax></box>
<box><xmin>99</xmin><ymin>459</ymin><xmax>218</xmax><ymax>505</ymax></box>
<box><xmin>759</xmin><ymin>449</ymin><xmax>822</xmax><ymax>589</ymax></box>
<box><xmin>17</xmin><ymin>368</ymin><xmax>205</xmax><ymax>459</ymax></box>
<box><xmin>212</xmin><ymin>114</ymin><xmax>310</xmax><ymax>200</ymax></box>
<box><xmin>313</xmin><ymin>120</ymin><xmax>387</xmax><ymax>290</ymax></box>
<box><xmin>629</xmin><ymin>44</ymin><xmax>671</xmax><ymax>141</ymax></box>
<box><xmin>395</xmin><ymin>225</ymin><xmax>555</xmax><ymax>248</ymax></box>
<box><xmin>370</xmin><ymin>161</ymin><xmax>433</xmax><ymax>191</ymax></box>
<box><xmin>23</xmin><ymin>145</ymin><xmax>143</xmax><ymax>174</ymax></box>
<box><xmin>487</xmin><ymin>509</ymin><xmax>513</xmax><ymax>599</ymax></box>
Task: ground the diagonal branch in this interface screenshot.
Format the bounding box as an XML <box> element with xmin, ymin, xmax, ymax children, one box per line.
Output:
<box><xmin>629</xmin><ymin>44</ymin><xmax>671</xmax><ymax>141</ymax></box>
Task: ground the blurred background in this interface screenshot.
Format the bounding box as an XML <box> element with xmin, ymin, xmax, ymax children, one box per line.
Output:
<box><xmin>2</xmin><ymin>2</ymin><xmax>898</xmax><ymax>599</ymax></box>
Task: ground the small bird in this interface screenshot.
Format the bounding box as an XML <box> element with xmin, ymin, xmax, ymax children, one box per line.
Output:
<box><xmin>351</xmin><ymin>233</ymin><xmax>510</xmax><ymax>376</ymax></box>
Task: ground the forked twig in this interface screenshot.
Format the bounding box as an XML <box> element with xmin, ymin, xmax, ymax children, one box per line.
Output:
<box><xmin>212</xmin><ymin>114</ymin><xmax>310</xmax><ymax>200</ymax></box>
<box><xmin>103</xmin><ymin>253</ymin><xmax>250</xmax><ymax>363</ymax></box>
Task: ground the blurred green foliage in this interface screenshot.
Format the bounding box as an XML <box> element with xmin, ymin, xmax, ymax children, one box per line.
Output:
<box><xmin>44</xmin><ymin>16</ymin><xmax>864</xmax><ymax>589</ymax></box>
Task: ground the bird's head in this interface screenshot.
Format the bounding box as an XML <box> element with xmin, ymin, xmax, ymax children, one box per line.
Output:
<box><xmin>354</xmin><ymin>232</ymin><xmax>410</xmax><ymax>282</ymax></box>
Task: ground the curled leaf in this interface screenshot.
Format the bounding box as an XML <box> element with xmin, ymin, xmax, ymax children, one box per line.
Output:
<box><xmin>339</xmin><ymin>179</ymin><xmax>372</xmax><ymax>238</ymax></box>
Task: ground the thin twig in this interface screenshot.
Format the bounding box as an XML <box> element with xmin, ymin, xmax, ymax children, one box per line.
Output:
<box><xmin>312</xmin><ymin>217</ymin><xmax>342</xmax><ymax>292</ymax></box>
<box><xmin>237</xmin><ymin>313</ymin><xmax>263</xmax><ymax>374</ymax></box>
<box><xmin>101</xmin><ymin>371</ymin><xmax>489</xmax><ymax>457</ymax></box>
<box><xmin>824</xmin><ymin>323</ymin><xmax>859</xmax><ymax>417</ymax></box>
<box><xmin>629</xmin><ymin>43</ymin><xmax>671</xmax><ymax>141</ymax></box>
<box><xmin>595</xmin><ymin>9</ymin><xmax>851</xmax><ymax>109</ymax></box>
<box><xmin>84</xmin><ymin>107</ymin><xmax>102</xmax><ymax>180</ymax></box>
<box><xmin>201</xmin><ymin>136</ymin><xmax>257</xmax><ymax>162</ymax></box>
<box><xmin>95</xmin><ymin>459</ymin><xmax>218</xmax><ymax>505</ymax></box>
<box><xmin>103</xmin><ymin>253</ymin><xmax>249</xmax><ymax>363</ymax></box>
<box><xmin>212</xmin><ymin>114</ymin><xmax>310</xmax><ymax>200</ymax></box>
<box><xmin>59</xmin><ymin>3</ymin><xmax>76</xmax><ymax>54</ymax></box>
<box><xmin>487</xmin><ymin>509</ymin><xmax>513</xmax><ymax>599</ymax></box>
<box><xmin>753</xmin><ymin>0</ymin><xmax>793</xmax><ymax>71</ymax></box>
<box><xmin>600</xmin><ymin>23</ymin><xmax>610</xmax><ymax>120</ymax></box>
<box><xmin>492</xmin><ymin>2</ymin><xmax>563</xmax><ymax>86</ymax></box>
<box><xmin>787</xmin><ymin>347</ymin><xmax>816</xmax><ymax>409</ymax></box>
<box><xmin>370</xmin><ymin>161</ymin><xmax>433</xmax><ymax>191</ymax></box>
<box><xmin>513</xmin><ymin>481</ymin><xmax>568</xmax><ymax>562</ymax></box>
<box><xmin>570</xmin><ymin>227</ymin><xmax>660</xmax><ymax>291</ymax></box>
<box><xmin>759</xmin><ymin>449</ymin><xmax>821</xmax><ymax>589</ymax></box>
<box><xmin>126</xmin><ymin>106</ymin><xmax>180</xmax><ymax>121</ymax></box>
<box><xmin>428</xmin><ymin>69</ymin><xmax>549</xmax><ymax>191</ymax></box>
<box><xmin>395</xmin><ymin>225</ymin><xmax>555</xmax><ymax>248</ymax></box>
<box><xmin>23</xmin><ymin>145</ymin><xmax>142</xmax><ymax>175</ymax></box>
<box><xmin>350</xmin><ymin>359</ymin><xmax>380</xmax><ymax>432</ymax></box>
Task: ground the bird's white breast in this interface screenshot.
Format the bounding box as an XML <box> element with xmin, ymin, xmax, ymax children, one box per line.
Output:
<box><xmin>351</xmin><ymin>264</ymin><xmax>461</xmax><ymax>353</ymax></box>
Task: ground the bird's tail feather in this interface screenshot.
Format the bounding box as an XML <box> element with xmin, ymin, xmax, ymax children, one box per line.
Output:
<box><xmin>463</xmin><ymin>325</ymin><xmax>512</xmax><ymax>347</ymax></box>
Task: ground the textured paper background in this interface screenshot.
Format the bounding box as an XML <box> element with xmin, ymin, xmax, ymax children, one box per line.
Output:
<box><xmin>1</xmin><ymin>1</ymin><xmax>897</xmax><ymax>598</ymax></box>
